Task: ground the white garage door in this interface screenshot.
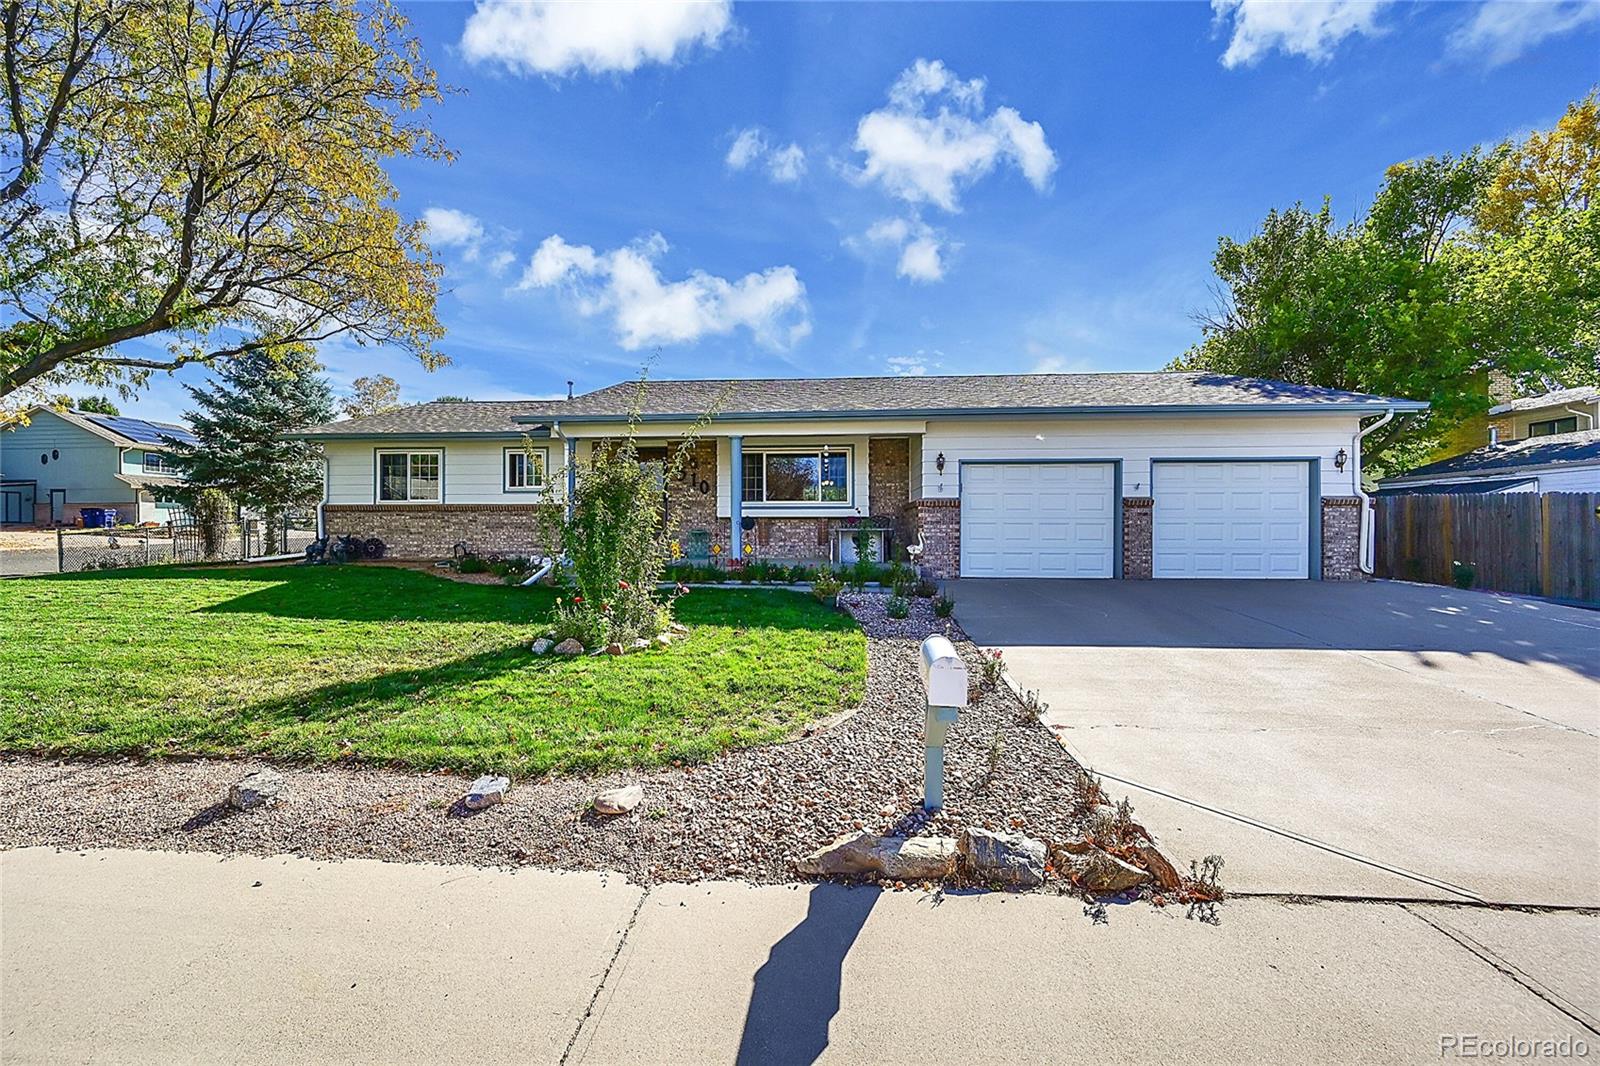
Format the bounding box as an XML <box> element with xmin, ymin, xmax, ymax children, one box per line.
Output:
<box><xmin>1153</xmin><ymin>461</ymin><xmax>1310</xmax><ymax>579</ymax></box>
<box><xmin>960</xmin><ymin>463</ymin><xmax>1116</xmax><ymax>578</ymax></box>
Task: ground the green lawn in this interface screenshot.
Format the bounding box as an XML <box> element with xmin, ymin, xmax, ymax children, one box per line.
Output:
<box><xmin>0</xmin><ymin>565</ymin><xmax>866</xmax><ymax>776</ymax></box>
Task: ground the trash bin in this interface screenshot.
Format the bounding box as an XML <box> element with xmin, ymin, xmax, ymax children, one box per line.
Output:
<box><xmin>80</xmin><ymin>508</ymin><xmax>117</xmax><ymax>528</ymax></box>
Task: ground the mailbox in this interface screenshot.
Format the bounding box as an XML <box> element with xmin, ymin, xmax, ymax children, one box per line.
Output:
<box><xmin>918</xmin><ymin>635</ymin><xmax>969</xmax><ymax>710</ymax></box>
<box><xmin>918</xmin><ymin>635</ymin><xmax>968</xmax><ymax>811</ymax></box>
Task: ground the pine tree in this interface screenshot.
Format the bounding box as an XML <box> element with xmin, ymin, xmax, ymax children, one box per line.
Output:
<box><xmin>162</xmin><ymin>348</ymin><xmax>335</xmax><ymax>552</ymax></box>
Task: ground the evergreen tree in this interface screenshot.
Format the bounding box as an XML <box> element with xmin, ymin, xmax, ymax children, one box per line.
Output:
<box><xmin>162</xmin><ymin>348</ymin><xmax>334</xmax><ymax>552</ymax></box>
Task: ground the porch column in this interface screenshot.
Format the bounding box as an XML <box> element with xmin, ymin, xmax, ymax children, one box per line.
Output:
<box><xmin>565</xmin><ymin>437</ymin><xmax>577</xmax><ymax>518</ymax></box>
<box><xmin>729</xmin><ymin>434</ymin><xmax>743</xmax><ymax>559</ymax></box>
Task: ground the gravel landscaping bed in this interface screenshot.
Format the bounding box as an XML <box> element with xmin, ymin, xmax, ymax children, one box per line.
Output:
<box><xmin>0</xmin><ymin>592</ymin><xmax>1096</xmax><ymax>886</ymax></box>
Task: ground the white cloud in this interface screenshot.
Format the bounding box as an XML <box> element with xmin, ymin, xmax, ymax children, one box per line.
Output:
<box><xmin>848</xmin><ymin>58</ymin><xmax>1057</xmax><ymax>212</ymax></box>
<box><xmin>1211</xmin><ymin>0</ymin><xmax>1391</xmax><ymax>68</ymax></box>
<box><xmin>724</xmin><ymin>127</ymin><xmax>807</xmax><ymax>184</ymax></box>
<box><xmin>423</xmin><ymin>207</ymin><xmax>486</xmax><ymax>258</ymax></box>
<box><xmin>853</xmin><ymin>215</ymin><xmax>954</xmax><ymax>284</ymax></box>
<box><xmin>885</xmin><ymin>352</ymin><xmax>941</xmax><ymax>376</ymax></box>
<box><xmin>1447</xmin><ymin>0</ymin><xmax>1600</xmax><ymax>66</ymax></box>
<box><xmin>517</xmin><ymin>232</ymin><xmax>810</xmax><ymax>350</ymax></box>
<box><xmin>487</xmin><ymin>250</ymin><xmax>516</xmax><ymax>276</ymax></box>
<box><xmin>460</xmin><ymin>0</ymin><xmax>732</xmax><ymax>77</ymax></box>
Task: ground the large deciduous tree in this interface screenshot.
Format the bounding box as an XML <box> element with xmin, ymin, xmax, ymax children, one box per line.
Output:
<box><xmin>340</xmin><ymin>373</ymin><xmax>400</xmax><ymax>418</ymax></box>
<box><xmin>1176</xmin><ymin>92</ymin><xmax>1599</xmax><ymax>474</ymax></box>
<box><xmin>161</xmin><ymin>346</ymin><xmax>335</xmax><ymax>552</ymax></box>
<box><xmin>0</xmin><ymin>0</ymin><xmax>448</xmax><ymax>400</ymax></box>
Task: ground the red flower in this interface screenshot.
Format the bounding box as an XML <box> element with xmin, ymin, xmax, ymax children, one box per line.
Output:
<box><xmin>618</xmin><ymin>580</ymin><xmax>630</xmax><ymax>590</ymax></box>
<box><xmin>572</xmin><ymin>595</ymin><xmax>583</xmax><ymax>604</ymax></box>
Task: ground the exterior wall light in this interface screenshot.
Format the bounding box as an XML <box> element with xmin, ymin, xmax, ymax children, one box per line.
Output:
<box><xmin>1334</xmin><ymin>448</ymin><xmax>1348</xmax><ymax>471</ymax></box>
<box><xmin>935</xmin><ymin>452</ymin><xmax>946</xmax><ymax>474</ymax></box>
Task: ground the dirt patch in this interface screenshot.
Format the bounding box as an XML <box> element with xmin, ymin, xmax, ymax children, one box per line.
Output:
<box><xmin>0</xmin><ymin>593</ymin><xmax>1095</xmax><ymax>886</ymax></box>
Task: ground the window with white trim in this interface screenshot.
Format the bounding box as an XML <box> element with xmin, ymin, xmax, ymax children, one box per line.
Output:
<box><xmin>142</xmin><ymin>451</ymin><xmax>177</xmax><ymax>475</ymax></box>
<box><xmin>1528</xmin><ymin>416</ymin><xmax>1579</xmax><ymax>437</ymax></box>
<box><xmin>376</xmin><ymin>450</ymin><xmax>442</xmax><ymax>502</ymax></box>
<box><xmin>505</xmin><ymin>447</ymin><xmax>547</xmax><ymax>491</ymax></box>
<box><xmin>740</xmin><ymin>446</ymin><xmax>851</xmax><ymax>505</ymax></box>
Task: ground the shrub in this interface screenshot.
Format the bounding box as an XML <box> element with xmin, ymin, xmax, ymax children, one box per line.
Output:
<box><xmin>811</xmin><ymin>566</ymin><xmax>842</xmax><ymax>604</ymax></box>
<box><xmin>885</xmin><ymin>594</ymin><xmax>911</xmax><ymax>619</ymax></box>
<box><xmin>887</xmin><ymin>561</ymin><xmax>916</xmax><ymax>597</ymax></box>
<box><xmin>457</xmin><ymin>554</ymin><xmax>489</xmax><ymax>574</ymax></box>
<box><xmin>933</xmin><ymin>593</ymin><xmax>955</xmax><ymax>617</ymax></box>
<box><xmin>548</xmin><ymin>596</ymin><xmax>608</xmax><ymax>649</ymax></box>
<box><xmin>787</xmin><ymin>563</ymin><xmax>814</xmax><ymax>583</ymax></box>
<box><xmin>914</xmin><ymin>575</ymin><xmax>939</xmax><ymax>598</ymax></box>
<box><xmin>1451</xmin><ymin>560</ymin><xmax>1477</xmax><ymax>590</ymax></box>
<box><xmin>191</xmin><ymin>488</ymin><xmax>232</xmax><ymax>559</ymax></box>
<box><xmin>847</xmin><ymin>557</ymin><xmax>877</xmax><ymax>591</ymax></box>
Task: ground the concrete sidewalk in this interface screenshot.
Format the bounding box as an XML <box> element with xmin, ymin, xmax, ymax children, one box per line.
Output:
<box><xmin>4</xmin><ymin>848</ymin><xmax>1595</xmax><ymax>1064</ymax></box>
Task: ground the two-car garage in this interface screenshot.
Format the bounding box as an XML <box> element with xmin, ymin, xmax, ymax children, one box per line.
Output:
<box><xmin>959</xmin><ymin>458</ymin><xmax>1315</xmax><ymax>580</ymax></box>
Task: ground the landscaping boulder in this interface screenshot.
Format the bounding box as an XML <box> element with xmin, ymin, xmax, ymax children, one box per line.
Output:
<box><xmin>227</xmin><ymin>769</ymin><xmax>284</xmax><ymax>811</ymax></box>
<box><xmin>530</xmin><ymin>637</ymin><xmax>553</xmax><ymax>655</ymax></box>
<box><xmin>1052</xmin><ymin>836</ymin><xmax>1094</xmax><ymax>856</ymax></box>
<box><xmin>604</xmin><ymin>642</ymin><xmax>624</xmax><ymax>656</ymax></box>
<box><xmin>796</xmin><ymin>831</ymin><xmax>957</xmax><ymax>881</ymax></box>
<box><xmin>1067</xmin><ymin>850</ymin><xmax>1152</xmax><ymax>895</ymax></box>
<box><xmin>630</xmin><ymin>638</ymin><xmax>650</xmax><ymax>653</ymax></box>
<box><xmin>1138</xmin><ymin>844</ymin><xmax>1183</xmax><ymax>892</ymax></box>
<box><xmin>552</xmin><ymin>638</ymin><xmax>584</xmax><ymax>656</ymax></box>
<box><xmin>463</xmin><ymin>775</ymin><xmax>509</xmax><ymax>811</ymax></box>
<box><xmin>654</xmin><ymin>633</ymin><xmax>672</xmax><ymax>648</ymax></box>
<box><xmin>958</xmin><ymin>827</ymin><xmax>1047</xmax><ymax>887</ymax></box>
<box><xmin>593</xmin><ymin>784</ymin><xmax>644</xmax><ymax>815</ymax></box>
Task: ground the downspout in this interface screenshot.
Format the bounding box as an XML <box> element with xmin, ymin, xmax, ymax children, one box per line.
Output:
<box><xmin>1353</xmin><ymin>409</ymin><xmax>1397</xmax><ymax>576</ymax></box>
<box><xmin>1563</xmin><ymin>405</ymin><xmax>1595</xmax><ymax>431</ymax></box>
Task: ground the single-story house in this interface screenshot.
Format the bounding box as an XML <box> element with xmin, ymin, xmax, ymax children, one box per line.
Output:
<box><xmin>1376</xmin><ymin>429</ymin><xmax>1600</xmax><ymax>496</ymax></box>
<box><xmin>1487</xmin><ymin>386</ymin><xmax>1598</xmax><ymax>443</ymax></box>
<box><xmin>0</xmin><ymin>407</ymin><xmax>196</xmax><ymax>526</ymax></box>
<box><xmin>295</xmin><ymin>372</ymin><xmax>1427</xmax><ymax>581</ymax></box>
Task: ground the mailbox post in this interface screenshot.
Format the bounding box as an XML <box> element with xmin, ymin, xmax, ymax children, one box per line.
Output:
<box><xmin>918</xmin><ymin>635</ymin><xmax>969</xmax><ymax>811</ymax></box>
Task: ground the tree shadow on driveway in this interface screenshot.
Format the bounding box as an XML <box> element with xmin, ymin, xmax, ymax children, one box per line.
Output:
<box><xmin>736</xmin><ymin>883</ymin><xmax>879</xmax><ymax>1066</ymax></box>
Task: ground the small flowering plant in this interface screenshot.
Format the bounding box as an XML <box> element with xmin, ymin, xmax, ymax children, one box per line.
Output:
<box><xmin>979</xmin><ymin>647</ymin><xmax>1006</xmax><ymax>690</ymax></box>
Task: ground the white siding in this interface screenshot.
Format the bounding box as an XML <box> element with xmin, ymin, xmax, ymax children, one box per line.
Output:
<box><xmin>920</xmin><ymin>414</ymin><xmax>1363</xmax><ymax>499</ymax></box>
<box><xmin>1539</xmin><ymin>466</ymin><xmax>1600</xmax><ymax>493</ymax></box>
<box><xmin>322</xmin><ymin>439</ymin><xmax>557</xmax><ymax>505</ymax></box>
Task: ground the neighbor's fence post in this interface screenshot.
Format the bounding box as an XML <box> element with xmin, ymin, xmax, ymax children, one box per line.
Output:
<box><xmin>143</xmin><ymin>530</ymin><xmax>150</xmax><ymax>566</ymax></box>
<box><xmin>917</xmin><ymin>635</ymin><xmax>969</xmax><ymax>811</ymax></box>
<box><xmin>56</xmin><ymin>527</ymin><xmax>64</xmax><ymax>573</ymax></box>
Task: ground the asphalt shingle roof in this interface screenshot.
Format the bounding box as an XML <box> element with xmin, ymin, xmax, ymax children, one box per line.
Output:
<box><xmin>1488</xmin><ymin>386</ymin><xmax>1599</xmax><ymax>416</ymax></box>
<box><xmin>297</xmin><ymin>372</ymin><xmax>1423</xmax><ymax>437</ymax></box>
<box><xmin>1383</xmin><ymin>429</ymin><xmax>1600</xmax><ymax>482</ymax></box>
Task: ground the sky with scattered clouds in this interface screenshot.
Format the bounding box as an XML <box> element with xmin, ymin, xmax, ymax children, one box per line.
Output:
<box><xmin>126</xmin><ymin>0</ymin><xmax>1598</xmax><ymax>419</ymax></box>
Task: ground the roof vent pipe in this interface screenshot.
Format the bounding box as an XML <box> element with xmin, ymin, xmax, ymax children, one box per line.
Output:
<box><xmin>567</xmin><ymin>380</ymin><xmax>574</xmax><ymax>400</ymax></box>
<box><xmin>1489</xmin><ymin>426</ymin><xmax>1500</xmax><ymax>447</ymax></box>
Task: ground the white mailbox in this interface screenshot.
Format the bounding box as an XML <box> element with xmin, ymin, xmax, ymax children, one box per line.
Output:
<box><xmin>918</xmin><ymin>635</ymin><xmax>969</xmax><ymax>710</ymax></box>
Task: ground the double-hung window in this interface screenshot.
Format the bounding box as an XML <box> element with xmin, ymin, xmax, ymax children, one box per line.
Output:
<box><xmin>505</xmin><ymin>447</ymin><xmax>547</xmax><ymax>491</ymax></box>
<box><xmin>377</xmin><ymin>450</ymin><xmax>442</xmax><ymax>502</ymax></box>
<box><xmin>740</xmin><ymin>446</ymin><xmax>851</xmax><ymax>505</ymax></box>
<box><xmin>1528</xmin><ymin>416</ymin><xmax>1579</xmax><ymax>437</ymax></box>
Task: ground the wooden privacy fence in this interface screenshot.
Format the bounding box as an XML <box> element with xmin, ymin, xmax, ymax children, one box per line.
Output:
<box><xmin>1375</xmin><ymin>492</ymin><xmax>1600</xmax><ymax>603</ymax></box>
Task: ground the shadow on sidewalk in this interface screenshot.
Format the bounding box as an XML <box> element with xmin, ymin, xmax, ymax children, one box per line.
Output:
<box><xmin>735</xmin><ymin>883</ymin><xmax>879</xmax><ymax>1066</ymax></box>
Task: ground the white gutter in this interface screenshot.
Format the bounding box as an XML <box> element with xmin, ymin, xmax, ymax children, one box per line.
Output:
<box><xmin>1563</xmin><ymin>405</ymin><xmax>1596</xmax><ymax>430</ymax></box>
<box><xmin>1353</xmin><ymin>410</ymin><xmax>1397</xmax><ymax>575</ymax></box>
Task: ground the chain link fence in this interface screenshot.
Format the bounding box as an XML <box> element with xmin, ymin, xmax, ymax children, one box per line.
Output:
<box><xmin>0</xmin><ymin>515</ymin><xmax>318</xmax><ymax>577</ymax></box>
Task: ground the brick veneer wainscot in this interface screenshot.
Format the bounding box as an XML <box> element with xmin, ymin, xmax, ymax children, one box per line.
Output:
<box><xmin>1121</xmin><ymin>497</ymin><xmax>1154</xmax><ymax>579</ymax></box>
<box><xmin>323</xmin><ymin>504</ymin><xmax>557</xmax><ymax>559</ymax></box>
<box><xmin>901</xmin><ymin>498</ymin><xmax>960</xmax><ymax>578</ymax></box>
<box><xmin>1320</xmin><ymin>496</ymin><xmax>1364</xmax><ymax>581</ymax></box>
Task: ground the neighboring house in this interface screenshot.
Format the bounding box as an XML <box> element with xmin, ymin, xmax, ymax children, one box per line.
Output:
<box><xmin>0</xmin><ymin>408</ymin><xmax>198</xmax><ymax>526</ymax></box>
<box><xmin>296</xmin><ymin>372</ymin><xmax>1425</xmax><ymax>581</ymax></box>
<box><xmin>1376</xmin><ymin>429</ymin><xmax>1600</xmax><ymax>496</ymax></box>
<box><xmin>1487</xmin><ymin>386</ymin><xmax>1598</xmax><ymax>444</ymax></box>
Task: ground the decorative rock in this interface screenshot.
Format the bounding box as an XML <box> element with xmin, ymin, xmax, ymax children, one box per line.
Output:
<box><xmin>1139</xmin><ymin>844</ymin><xmax>1183</xmax><ymax>892</ymax></box>
<box><xmin>463</xmin><ymin>775</ymin><xmax>509</xmax><ymax>810</ymax></box>
<box><xmin>1052</xmin><ymin>836</ymin><xmax>1094</xmax><ymax>856</ymax></box>
<box><xmin>605</xmin><ymin>642</ymin><xmax>624</xmax><ymax>656</ymax></box>
<box><xmin>530</xmin><ymin>637</ymin><xmax>553</xmax><ymax>654</ymax></box>
<box><xmin>630</xmin><ymin>638</ymin><xmax>650</xmax><ymax>653</ymax></box>
<box><xmin>654</xmin><ymin>633</ymin><xmax>672</xmax><ymax>648</ymax></box>
<box><xmin>593</xmin><ymin>784</ymin><xmax>644</xmax><ymax>815</ymax></box>
<box><xmin>227</xmin><ymin>769</ymin><xmax>284</xmax><ymax>811</ymax></box>
<box><xmin>669</xmin><ymin>622</ymin><xmax>689</xmax><ymax>635</ymax></box>
<box><xmin>958</xmin><ymin>827</ymin><xmax>1047</xmax><ymax>887</ymax></box>
<box><xmin>552</xmin><ymin>638</ymin><xmax>584</xmax><ymax>656</ymax></box>
<box><xmin>796</xmin><ymin>831</ymin><xmax>957</xmax><ymax>881</ymax></box>
<box><xmin>1068</xmin><ymin>850</ymin><xmax>1152</xmax><ymax>894</ymax></box>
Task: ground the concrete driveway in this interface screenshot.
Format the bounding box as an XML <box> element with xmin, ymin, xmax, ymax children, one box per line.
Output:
<box><xmin>951</xmin><ymin>579</ymin><xmax>1600</xmax><ymax>907</ymax></box>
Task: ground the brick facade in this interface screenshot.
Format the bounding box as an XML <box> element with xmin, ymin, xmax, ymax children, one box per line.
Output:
<box><xmin>868</xmin><ymin>438</ymin><xmax>912</xmax><ymax>544</ymax></box>
<box><xmin>902</xmin><ymin>498</ymin><xmax>961</xmax><ymax>579</ymax></box>
<box><xmin>1320</xmin><ymin>496</ymin><xmax>1364</xmax><ymax>581</ymax></box>
<box><xmin>1121</xmin><ymin>497</ymin><xmax>1154</xmax><ymax>579</ymax></box>
<box><xmin>665</xmin><ymin>438</ymin><xmax>721</xmax><ymax>543</ymax></box>
<box><xmin>323</xmin><ymin>504</ymin><xmax>557</xmax><ymax>560</ymax></box>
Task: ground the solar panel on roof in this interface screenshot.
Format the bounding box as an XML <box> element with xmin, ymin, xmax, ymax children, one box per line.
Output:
<box><xmin>81</xmin><ymin>413</ymin><xmax>198</xmax><ymax>446</ymax></box>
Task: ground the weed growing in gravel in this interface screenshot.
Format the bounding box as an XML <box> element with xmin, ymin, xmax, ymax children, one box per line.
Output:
<box><xmin>985</xmin><ymin>727</ymin><xmax>1005</xmax><ymax>783</ymax></box>
<box><xmin>979</xmin><ymin>648</ymin><xmax>1005</xmax><ymax>689</ymax></box>
<box><xmin>933</xmin><ymin>593</ymin><xmax>955</xmax><ymax>617</ymax></box>
<box><xmin>1020</xmin><ymin>688</ymin><xmax>1049</xmax><ymax>722</ymax></box>
<box><xmin>1072</xmin><ymin>765</ymin><xmax>1108</xmax><ymax>808</ymax></box>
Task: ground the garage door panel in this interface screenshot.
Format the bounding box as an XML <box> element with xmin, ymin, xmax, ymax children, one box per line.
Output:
<box><xmin>961</xmin><ymin>462</ymin><xmax>1116</xmax><ymax>578</ymax></box>
<box><xmin>1154</xmin><ymin>461</ymin><xmax>1309</xmax><ymax>580</ymax></box>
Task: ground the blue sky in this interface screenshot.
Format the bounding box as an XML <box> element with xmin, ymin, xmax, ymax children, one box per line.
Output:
<box><xmin>130</xmin><ymin>0</ymin><xmax>1599</xmax><ymax>421</ymax></box>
